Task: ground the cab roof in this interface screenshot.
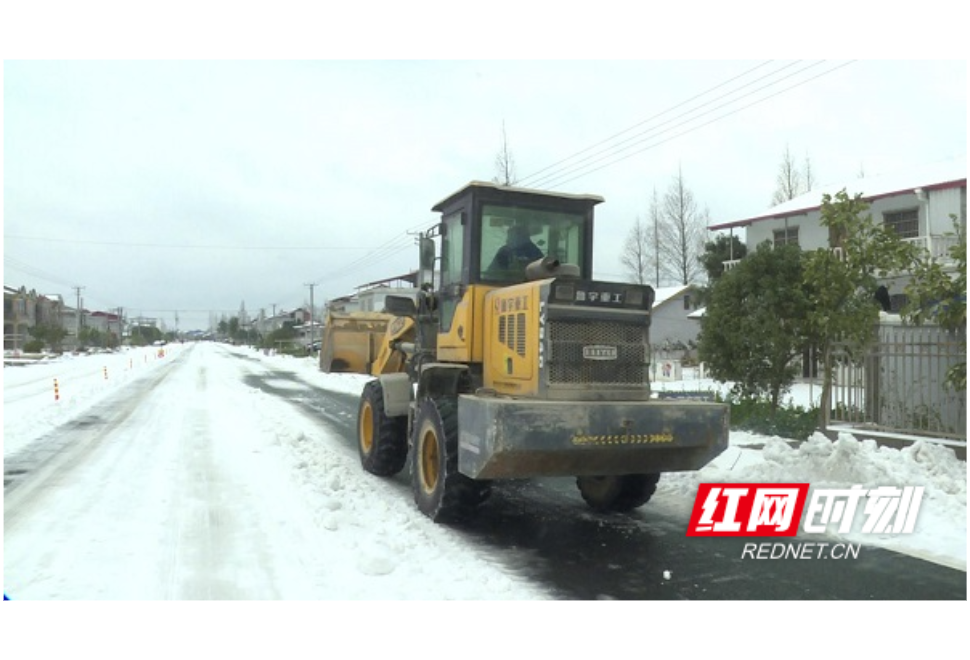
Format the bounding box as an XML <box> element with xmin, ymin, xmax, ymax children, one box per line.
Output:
<box><xmin>432</xmin><ymin>180</ymin><xmax>604</xmax><ymax>213</ymax></box>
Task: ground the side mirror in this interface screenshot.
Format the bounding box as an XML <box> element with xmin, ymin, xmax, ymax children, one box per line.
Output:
<box><xmin>420</xmin><ymin>237</ymin><xmax>436</xmax><ymax>271</ymax></box>
<box><xmin>418</xmin><ymin>236</ymin><xmax>436</xmax><ymax>291</ymax></box>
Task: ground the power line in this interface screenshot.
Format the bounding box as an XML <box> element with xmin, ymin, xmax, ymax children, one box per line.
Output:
<box><xmin>520</xmin><ymin>60</ymin><xmax>856</xmax><ymax>190</ymax></box>
<box><xmin>307</xmin><ymin>217</ymin><xmax>434</xmax><ymax>288</ymax></box>
<box><xmin>518</xmin><ymin>60</ymin><xmax>782</xmax><ymax>187</ymax></box>
<box><xmin>4</xmin><ymin>256</ymin><xmax>76</xmax><ymax>289</ymax></box>
<box><xmin>532</xmin><ymin>60</ymin><xmax>841</xmax><ymax>189</ymax></box>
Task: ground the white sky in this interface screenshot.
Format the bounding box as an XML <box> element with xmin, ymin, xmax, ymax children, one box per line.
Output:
<box><xmin>2</xmin><ymin>4</ymin><xmax>967</xmax><ymax>332</ymax></box>
<box><xmin>3</xmin><ymin>344</ymin><xmax>967</xmax><ymax>601</ymax></box>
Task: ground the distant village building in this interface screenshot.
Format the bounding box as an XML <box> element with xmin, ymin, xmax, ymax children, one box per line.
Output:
<box><xmin>325</xmin><ymin>272</ymin><xmax>420</xmax><ymax>316</ymax></box>
<box><xmin>4</xmin><ymin>286</ymin><xmax>65</xmax><ymax>351</ymax></box>
<box><xmin>87</xmin><ymin>310</ymin><xmax>123</xmax><ymax>340</ymax></box>
<box><xmin>355</xmin><ymin>272</ymin><xmax>420</xmax><ymax>313</ymax></box>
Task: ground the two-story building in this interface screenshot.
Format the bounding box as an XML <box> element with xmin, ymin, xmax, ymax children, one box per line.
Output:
<box><xmin>709</xmin><ymin>157</ymin><xmax>966</xmax><ymax>310</ymax></box>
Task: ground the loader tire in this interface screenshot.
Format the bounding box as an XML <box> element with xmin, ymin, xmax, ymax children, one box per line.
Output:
<box><xmin>358</xmin><ymin>380</ymin><xmax>408</xmax><ymax>476</ymax></box>
<box><xmin>577</xmin><ymin>473</ymin><xmax>660</xmax><ymax>513</ymax></box>
<box><xmin>411</xmin><ymin>397</ymin><xmax>491</xmax><ymax>523</ymax></box>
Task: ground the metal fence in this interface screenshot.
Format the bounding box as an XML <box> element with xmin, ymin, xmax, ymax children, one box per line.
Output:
<box><xmin>830</xmin><ymin>323</ymin><xmax>966</xmax><ymax>439</ymax></box>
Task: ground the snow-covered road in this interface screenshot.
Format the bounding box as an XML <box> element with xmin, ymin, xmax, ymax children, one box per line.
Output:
<box><xmin>3</xmin><ymin>343</ymin><xmax>551</xmax><ymax>599</ymax></box>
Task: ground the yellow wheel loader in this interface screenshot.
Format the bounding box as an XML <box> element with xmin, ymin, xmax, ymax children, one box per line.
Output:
<box><xmin>321</xmin><ymin>181</ymin><xmax>729</xmax><ymax>522</ymax></box>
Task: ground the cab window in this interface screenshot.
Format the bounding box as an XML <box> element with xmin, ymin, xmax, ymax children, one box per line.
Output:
<box><xmin>479</xmin><ymin>204</ymin><xmax>585</xmax><ymax>283</ymax></box>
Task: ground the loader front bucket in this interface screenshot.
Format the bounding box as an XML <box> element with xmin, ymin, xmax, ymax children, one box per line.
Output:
<box><xmin>319</xmin><ymin>311</ymin><xmax>394</xmax><ymax>374</ymax></box>
<box><xmin>457</xmin><ymin>395</ymin><xmax>730</xmax><ymax>479</ymax></box>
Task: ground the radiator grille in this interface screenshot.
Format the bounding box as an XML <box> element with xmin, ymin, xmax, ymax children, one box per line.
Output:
<box><xmin>547</xmin><ymin>319</ymin><xmax>649</xmax><ymax>387</ymax></box>
<box><xmin>498</xmin><ymin>312</ymin><xmax>527</xmax><ymax>357</ymax></box>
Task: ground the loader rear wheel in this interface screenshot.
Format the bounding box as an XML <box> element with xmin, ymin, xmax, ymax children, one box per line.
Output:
<box><xmin>577</xmin><ymin>473</ymin><xmax>660</xmax><ymax>513</ymax></box>
<box><xmin>411</xmin><ymin>397</ymin><xmax>491</xmax><ymax>522</ymax></box>
<box><xmin>358</xmin><ymin>380</ymin><xmax>408</xmax><ymax>476</ymax></box>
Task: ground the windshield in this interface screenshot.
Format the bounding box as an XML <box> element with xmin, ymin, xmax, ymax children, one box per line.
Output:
<box><xmin>480</xmin><ymin>203</ymin><xmax>586</xmax><ymax>283</ymax></box>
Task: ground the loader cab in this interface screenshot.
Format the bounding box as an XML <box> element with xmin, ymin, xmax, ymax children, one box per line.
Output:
<box><xmin>430</xmin><ymin>181</ymin><xmax>602</xmax><ymax>336</ymax></box>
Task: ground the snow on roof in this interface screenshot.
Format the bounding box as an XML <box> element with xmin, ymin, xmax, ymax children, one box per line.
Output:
<box><xmin>710</xmin><ymin>155</ymin><xmax>967</xmax><ymax>231</ymax></box>
<box><xmin>651</xmin><ymin>284</ymin><xmax>695</xmax><ymax>309</ymax></box>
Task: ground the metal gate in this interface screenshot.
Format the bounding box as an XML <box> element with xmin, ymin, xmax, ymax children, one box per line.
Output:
<box><xmin>829</xmin><ymin>323</ymin><xmax>966</xmax><ymax>439</ymax></box>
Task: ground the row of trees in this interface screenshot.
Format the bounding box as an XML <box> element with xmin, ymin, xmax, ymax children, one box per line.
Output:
<box><xmin>621</xmin><ymin>146</ymin><xmax>814</xmax><ymax>288</ymax></box>
<box><xmin>216</xmin><ymin>316</ymin><xmax>305</xmax><ymax>353</ymax></box>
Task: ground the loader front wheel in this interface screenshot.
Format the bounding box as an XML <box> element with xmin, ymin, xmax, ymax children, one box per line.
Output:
<box><xmin>577</xmin><ymin>473</ymin><xmax>660</xmax><ymax>513</ymax></box>
<box><xmin>412</xmin><ymin>397</ymin><xmax>490</xmax><ymax>522</ymax></box>
<box><xmin>358</xmin><ymin>380</ymin><xmax>408</xmax><ymax>476</ymax></box>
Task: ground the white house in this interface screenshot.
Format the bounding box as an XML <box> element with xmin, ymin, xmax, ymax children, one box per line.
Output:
<box><xmin>709</xmin><ymin>157</ymin><xmax>966</xmax><ymax>310</ymax></box>
<box><xmin>650</xmin><ymin>284</ymin><xmax>702</xmax><ymax>350</ymax></box>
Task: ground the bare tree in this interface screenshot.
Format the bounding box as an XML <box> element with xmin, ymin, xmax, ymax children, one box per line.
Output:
<box><xmin>772</xmin><ymin>144</ymin><xmax>802</xmax><ymax>205</ymax></box>
<box><xmin>649</xmin><ymin>187</ymin><xmax>663</xmax><ymax>287</ymax></box>
<box><xmin>621</xmin><ymin>216</ymin><xmax>650</xmax><ymax>285</ymax></box>
<box><xmin>492</xmin><ymin>121</ymin><xmax>517</xmax><ymax>186</ymax></box>
<box><xmin>623</xmin><ymin>188</ymin><xmax>664</xmax><ymax>286</ymax></box>
<box><xmin>803</xmin><ymin>154</ymin><xmax>815</xmax><ymax>192</ymax></box>
<box><xmin>658</xmin><ymin>167</ymin><xmax>707</xmax><ymax>286</ymax></box>
<box><xmin>772</xmin><ymin>146</ymin><xmax>818</xmax><ymax>205</ymax></box>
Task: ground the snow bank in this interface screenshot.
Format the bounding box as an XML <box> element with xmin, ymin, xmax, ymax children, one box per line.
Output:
<box><xmin>660</xmin><ymin>432</ymin><xmax>967</xmax><ymax>569</ymax></box>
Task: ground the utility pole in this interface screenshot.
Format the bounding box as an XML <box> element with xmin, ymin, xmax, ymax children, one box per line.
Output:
<box><xmin>73</xmin><ymin>285</ymin><xmax>85</xmax><ymax>349</ymax></box>
<box><xmin>304</xmin><ymin>283</ymin><xmax>315</xmax><ymax>348</ymax></box>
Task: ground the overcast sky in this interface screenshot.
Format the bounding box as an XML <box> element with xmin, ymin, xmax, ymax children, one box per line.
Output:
<box><xmin>2</xmin><ymin>8</ymin><xmax>966</xmax><ymax>332</ymax></box>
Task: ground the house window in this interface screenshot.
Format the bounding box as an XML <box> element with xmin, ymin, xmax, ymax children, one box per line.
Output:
<box><xmin>773</xmin><ymin>226</ymin><xmax>799</xmax><ymax>247</ymax></box>
<box><xmin>883</xmin><ymin>208</ymin><xmax>919</xmax><ymax>239</ymax></box>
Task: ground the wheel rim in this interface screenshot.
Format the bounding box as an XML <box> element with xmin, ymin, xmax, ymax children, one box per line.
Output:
<box><xmin>360</xmin><ymin>402</ymin><xmax>374</xmax><ymax>455</ymax></box>
<box><xmin>419</xmin><ymin>426</ymin><xmax>439</xmax><ymax>494</ymax></box>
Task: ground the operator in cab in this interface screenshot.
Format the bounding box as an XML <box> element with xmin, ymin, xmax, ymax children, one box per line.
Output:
<box><xmin>487</xmin><ymin>225</ymin><xmax>543</xmax><ymax>274</ymax></box>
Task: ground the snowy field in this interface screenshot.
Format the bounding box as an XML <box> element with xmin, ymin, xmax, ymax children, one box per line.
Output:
<box><xmin>5</xmin><ymin>342</ymin><xmax>965</xmax><ymax>575</ymax></box>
